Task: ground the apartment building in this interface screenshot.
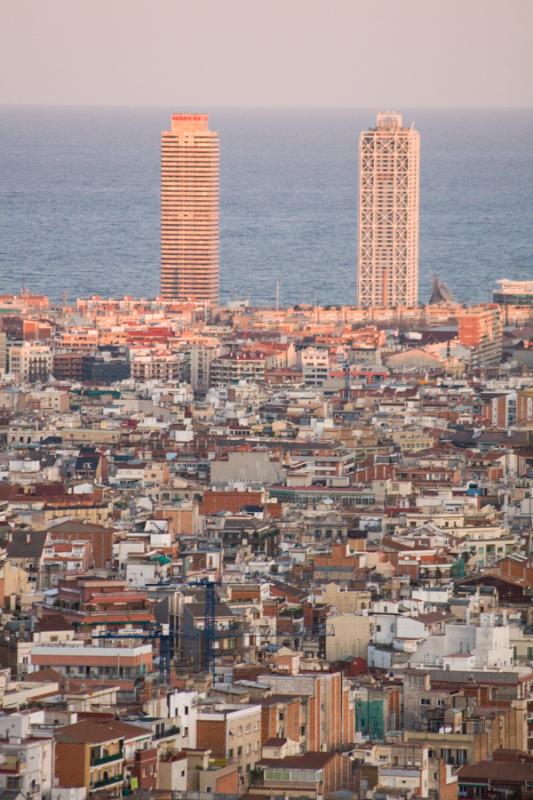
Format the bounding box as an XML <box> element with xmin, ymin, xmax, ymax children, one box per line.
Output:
<box><xmin>54</xmin><ymin>717</ymin><xmax>154</xmax><ymax>798</ymax></box>
<box><xmin>8</xmin><ymin>343</ymin><xmax>53</xmax><ymax>383</ymax></box>
<box><xmin>0</xmin><ymin>712</ymin><xmax>54</xmax><ymax>800</ymax></box>
<box><xmin>197</xmin><ymin>703</ymin><xmax>262</xmax><ymax>780</ymax></box>
<box><xmin>457</xmin><ymin>304</ymin><xmax>503</xmax><ymax>368</ymax></box>
<box><xmin>210</xmin><ymin>352</ymin><xmax>266</xmax><ymax>386</ymax></box>
<box><xmin>300</xmin><ymin>348</ymin><xmax>329</xmax><ymax>387</ymax></box>
<box><xmin>259</xmin><ymin>670</ymin><xmax>354</xmax><ymax>752</ymax></box>
<box><xmin>28</xmin><ymin>642</ymin><xmax>153</xmax><ymax>680</ymax></box>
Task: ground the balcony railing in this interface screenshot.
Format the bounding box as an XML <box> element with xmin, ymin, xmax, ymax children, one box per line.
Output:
<box><xmin>91</xmin><ymin>751</ymin><xmax>124</xmax><ymax>767</ymax></box>
<box><xmin>91</xmin><ymin>774</ymin><xmax>124</xmax><ymax>790</ymax></box>
<box><xmin>153</xmin><ymin>725</ymin><xmax>181</xmax><ymax>740</ymax></box>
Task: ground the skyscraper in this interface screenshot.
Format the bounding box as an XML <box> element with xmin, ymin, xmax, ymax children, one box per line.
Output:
<box><xmin>160</xmin><ymin>114</ymin><xmax>219</xmax><ymax>303</ymax></box>
<box><xmin>357</xmin><ymin>112</ymin><xmax>420</xmax><ymax>308</ymax></box>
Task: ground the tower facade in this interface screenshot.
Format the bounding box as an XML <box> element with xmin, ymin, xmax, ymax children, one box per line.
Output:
<box><xmin>161</xmin><ymin>114</ymin><xmax>219</xmax><ymax>303</ymax></box>
<box><xmin>357</xmin><ymin>112</ymin><xmax>420</xmax><ymax>308</ymax></box>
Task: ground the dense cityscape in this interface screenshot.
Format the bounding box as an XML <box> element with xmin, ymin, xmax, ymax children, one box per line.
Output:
<box><xmin>0</xmin><ymin>90</ymin><xmax>532</xmax><ymax>800</ymax></box>
<box><xmin>3</xmin><ymin>0</ymin><xmax>533</xmax><ymax>795</ymax></box>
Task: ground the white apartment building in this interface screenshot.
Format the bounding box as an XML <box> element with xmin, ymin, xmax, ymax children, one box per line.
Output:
<box><xmin>410</xmin><ymin>613</ymin><xmax>513</xmax><ymax>670</ymax></box>
<box><xmin>9</xmin><ymin>343</ymin><xmax>53</xmax><ymax>383</ymax></box>
<box><xmin>0</xmin><ymin>711</ymin><xmax>54</xmax><ymax>800</ymax></box>
<box><xmin>300</xmin><ymin>347</ymin><xmax>329</xmax><ymax>386</ymax></box>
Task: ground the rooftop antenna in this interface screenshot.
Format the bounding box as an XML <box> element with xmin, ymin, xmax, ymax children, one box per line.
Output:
<box><xmin>276</xmin><ymin>280</ymin><xmax>280</xmax><ymax>312</ymax></box>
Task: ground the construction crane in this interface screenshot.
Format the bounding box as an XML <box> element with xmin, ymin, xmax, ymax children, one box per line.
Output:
<box><xmin>93</xmin><ymin>580</ymin><xmax>224</xmax><ymax>684</ymax></box>
<box><xmin>187</xmin><ymin>578</ymin><xmax>219</xmax><ymax>681</ymax></box>
<box><xmin>343</xmin><ymin>359</ymin><xmax>350</xmax><ymax>401</ymax></box>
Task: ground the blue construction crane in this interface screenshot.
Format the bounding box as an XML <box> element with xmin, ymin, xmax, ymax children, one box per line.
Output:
<box><xmin>189</xmin><ymin>578</ymin><xmax>218</xmax><ymax>680</ymax></box>
<box><xmin>93</xmin><ymin>580</ymin><xmax>221</xmax><ymax>682</ymax></box>
<box><xmin>343</xmin><ymin>359</ymin><xmax>350</xmax><ymax>401</ymax></box>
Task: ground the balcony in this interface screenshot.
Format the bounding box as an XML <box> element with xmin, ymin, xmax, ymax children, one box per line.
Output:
<box><xmin>153</xmin><ymin>724</ymin><xmax>181</xmax><ymax>740</ymax></box>
<box><xmin>91</xmin><ymin>774</ymin><xmax>124</xmax><ymax>791</ymax></box>
<box><xmin>91</xmin><ymin>751</ymin><xmax>124</xmax><ymax>767</ymax></box>
<box><xmin>0</xmin><ymin>757</ymin><xmax>25</xmax><ymax>774</ymax></box>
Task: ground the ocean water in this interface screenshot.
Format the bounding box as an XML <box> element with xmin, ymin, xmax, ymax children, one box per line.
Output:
<box><xmin>0</xmin><ymin>106</ymin><xmax>532</xmax><ymax>306</ymax></box>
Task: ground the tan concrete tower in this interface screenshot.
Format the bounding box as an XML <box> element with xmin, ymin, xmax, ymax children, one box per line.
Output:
<box><xmin>357</xmin><ymin>112</ymin><xmax>420</xmax><ymax>308</ymax></box>
<box><xmin>161</xmin><ymin>114</ymin><xmax>219</xmax><ymax>303</ymax></box>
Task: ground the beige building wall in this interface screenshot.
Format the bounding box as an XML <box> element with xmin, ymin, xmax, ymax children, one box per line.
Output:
<box><xmin>0</xmin><ymin>560</ymin><xmax>30</xmax><ymax>607</ymax></box>
<box><xmin>60</xmin><ymin>428</ymin><xmax>121</xmax><ymax>444</ymax></box>
<box><xmin>32</xmin><ymin>503</ymin><xmax>113</xmax><ymax>529</ymax></box>
<box><xmin>0</xmin><ymin>332</ymin><xmax>7</xmax><ymax>374</ymax></box>
<box><xmin>197</xmin><ymin>704</ymin><xmax>262</xmax><ymax>778</ymax></box>
<box><xmin>322</xmin><ymin>582</ymin><xmax>372</xmax><ymax>613</ymax></box>
<box><xmin>325</xmin><ymin>613</ymin><xmax>371</xmax><ymax>661</ymax></box>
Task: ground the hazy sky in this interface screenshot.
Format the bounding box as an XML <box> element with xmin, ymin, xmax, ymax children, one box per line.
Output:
<box><xmin>2</xmin><ymin>0</ymin><xmax>532</xmax><ymax>107</ymax></box>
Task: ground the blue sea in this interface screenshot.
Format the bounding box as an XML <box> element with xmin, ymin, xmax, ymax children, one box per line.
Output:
<box><xmin>0</xmin><ymin>107</ymin><xmax>532</xmax><ymax>306</ymax></box>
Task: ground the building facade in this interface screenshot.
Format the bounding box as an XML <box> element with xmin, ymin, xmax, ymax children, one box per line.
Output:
<box><xmin>197</xmin><ymin>703</ymin><xmax>262</xmax><ymax>781</ymax></box>
<box><xmin>493</xmin><ymin>279</ymin><xmax>533</xmax><ymax>307</ymax></box>
<box><xmin>457</xmin><ymin>304</ymin><xmax>503</xmax><ymax>368</ymax></box>
<box><xmin>8</xmin><ymin>343</ymin><xmax>53</xmax><ymax>383</ymax></box>
<box><xmin>357</xmin><ymin>111</ymin><xmax>420</xmax><ymax>308</ymax></box>
<box><xmin>160</xmin><ymin>114</ymin><xmax>219</xmax><ymax>303</ymax></box>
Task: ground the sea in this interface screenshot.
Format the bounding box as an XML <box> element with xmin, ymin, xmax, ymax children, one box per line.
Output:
<box><xmin>0</xmin><ymin>106</ymin><xmax>532</xmax><ymax>307</ymax></box>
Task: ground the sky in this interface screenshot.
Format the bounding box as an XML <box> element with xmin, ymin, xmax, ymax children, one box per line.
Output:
<box><xmin>1</xmin><ymin>0</ymin><xmax>532</xmax><ymax>108</ymax></box>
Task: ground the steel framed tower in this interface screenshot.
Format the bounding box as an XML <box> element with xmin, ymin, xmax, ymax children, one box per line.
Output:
<box><xmin>160</xmin><ymin>114</ymin><xmax>219</xmax><ymax>303</ymax></box>
<box><xmin>357</xmin><ymin>112</ymin><xmax>420</xmax><ymax>308</ymax></box>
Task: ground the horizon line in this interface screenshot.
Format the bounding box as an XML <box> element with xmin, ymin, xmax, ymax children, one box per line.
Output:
<box><xmin>1</xmin><ymin>102</ymin><xmax>533</xmax><ymax>112</ymax></box>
